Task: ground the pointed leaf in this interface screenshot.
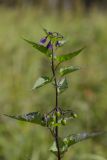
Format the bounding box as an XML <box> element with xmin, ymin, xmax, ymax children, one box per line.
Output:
<box><xmin>50</xmin><ymin>131</ymin><xmax>106</xmax><ymax>157</ymax></box>
<box><xmin>4</xmin><ymin>112</ymin><xmax>47</xmax><ymax>126</ymax></box>
<box><xmin>57</xmin><ymin>78</ymin><xmax>68</xmax><ymax>94</ymax></box>
<box><xmin>56</xmin><ymin>47</ymin><xmax>85</xmax><ymax>62</ymax></box>
<box><xmin>64</xmin><ymin>132</ymin><xmax>106</xmax><ymax>146</ymax></box>
<box><xmin>60</xmin><ymin>66</ymin><xmax>80</xmax><ymax>76</ymax></box>
<box><xmin>23</xmin><ymin>38</ymin><xmax>52</xmax><ymax>57</ymax></box>
<box><xmin>32</xmin><ymin>76</ymin><xmax>51</xmax><ymax>90</ymax></box>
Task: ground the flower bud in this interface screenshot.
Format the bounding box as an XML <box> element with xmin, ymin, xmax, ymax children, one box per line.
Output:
<box><xmin>48</xmin><ymin>32</ymin><xmax>52</xmax><ymax>35</ymax></box>
<box><xmin>46</xmin><ymin>41</ymin><xmax>53</xmax><ymax>50</ymax></box>
<box><xmin>40</xmin><ymin>37</ymin><xmax>47</xmax><ymax>44</ymax></box>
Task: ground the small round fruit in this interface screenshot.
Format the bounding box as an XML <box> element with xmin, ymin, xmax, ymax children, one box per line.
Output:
<box><xmin>73</xmin><ymin>113</ymin><xmax>78</xmax><ymax>118</ymax></box>
<box><xmin>56</xmin><ymin>111</ymin><xmax>61</xmax><ymax>117</ymax></box>
<box><xmin>52</xmin><ymin>115</ymin><xmax>56</xmax><ymax>121</ymax></box>
<box><xmin>61</xmin><ymin>119</ymin><xmax>67</xmax><ymax>125</ymax></box>
<box><xmin>47</xmin><ymin>115</ymin><xmax>50</xmax><ymax>119</ymax></box>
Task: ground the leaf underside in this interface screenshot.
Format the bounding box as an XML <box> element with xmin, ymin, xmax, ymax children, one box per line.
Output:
<box><xmin>57</xmin><ymin>78</ymin><xmax>68</xmax><ymax>94</ymax></box>
<box><xmin>50</xmin><ymin>131</ymin><xmax>106</xmax><ymax>157</ymax></box>
<box><xmin>32</xmin><ymin>76</ymin><xmax>51</xmax><ymax>90</ymax></box>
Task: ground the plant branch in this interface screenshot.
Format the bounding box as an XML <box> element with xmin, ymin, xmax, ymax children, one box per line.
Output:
<box><xmin>51</xmin><ymin>49</ymin><xmax>61</xmax><ymax>160</ymax></box>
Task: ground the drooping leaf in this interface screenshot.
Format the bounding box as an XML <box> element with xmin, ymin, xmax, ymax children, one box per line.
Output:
<box><xmin>56</xmin><ymin>47</ymin><xmax>85</xmax><ymax>62</ymax></box>
<box><xmin>60</xmin><ymin>66</ymin><xmax>80</xmax><ymax>76</ymax></box>
<box><xmin>32</xmin><ymin>76</ymin><xmax>51</xmax><ymax>90</ymax></box>
<box><xmin>57</xmin><ymin>78</ymin><xmax>68</xmax><ymax>94</ymax></box>
<box><xmin>23</xmin><ymin>38</ymin><xmax>52</xmax><ymax>57</ymax></box>
<box><xmin>50</xmin><ymin>131</ymin><xmax>106</xmax><ymax>157</ymax></box>
<box><xmin>4</xmin><ymin>112</ymin><xmax>47</xmax><ymax>126</ymax></box>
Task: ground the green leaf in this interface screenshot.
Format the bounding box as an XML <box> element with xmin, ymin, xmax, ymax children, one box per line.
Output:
<box><xmin>60</xmin><ymin>66</ymin><xmax>80</xmax><ymax>76</ymax></box>
<box><xmin>57</xmin><ymin>78</ymin><xmax>68</xmax><ymax>94</ymax></box>
<box><xmin>64</xmin><ymin>132</ymin><xmax>106</xmax><ymax>146</ymax></box>
<box><xmin>23</xmin><ymin>38</ymin><xmax>52</xmax><ymax>57</ymax></box>
<box><xmin>32</xmin><ymin>76</ymin><xmax>51</xmax><ymax>90</ymax></box>
<box><xmin>56</xmin><ymin>47</ymin><xmax>85</xmax><ymax>62</ymax></box>
<box><xmin>50</xmin><ymin>138</ymin><xmax>68</xmax><ymax>157</ymax></box>
<box><xmin>4</xmin><ymin>112</ymin><xmax>46</xmax><ymax>126</ymax></box>
<box><xmin>50</xmin><ymin>132</ymin><xmax>106</xmax><ymax>157</ymax></box>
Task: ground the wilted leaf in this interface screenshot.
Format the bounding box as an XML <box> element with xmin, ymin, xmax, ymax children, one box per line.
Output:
<box><xmin>50</xmin><ymin>131</ymin><xmax>106</xmax><ymax>157</ymax></box>
<box><xmin>32</xmin><ymin>76</ymin><xmax>51</xmax><ymax>90</ymax></box>
<box><xmin>57</xmin><ymin>78</ymin><xmax>68</xmax><ymax>94</ymax></box>
<box><xmin>4</xmin><ymin>112</ymin><xmax>46</xmax><ymax>126</ymax></box>
<box><xmin>23</xmin><ymin>38</ymin><xmax>52</xmax><ymax>57</ymax></box>
<box><xmin>60</xmin><ymin>66</ymin><xmax>80</xmax><ymax>76</ymax></box>
<box><xmin>56</xmin><ymin>47</ymin><xmax>85</xmax><ymax>62</ymax></box>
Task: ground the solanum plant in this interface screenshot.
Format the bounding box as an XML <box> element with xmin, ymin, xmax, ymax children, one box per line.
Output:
<box><xmin>5</xmin><ymin>29</ymin><xmax>106</xmax><ymax>160</ymax></box>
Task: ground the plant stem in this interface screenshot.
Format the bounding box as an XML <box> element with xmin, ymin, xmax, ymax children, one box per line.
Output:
<box><xmin>51</xmin><ymin>48</ymin><xmax>61</xmax><ymax>160</ymax></box>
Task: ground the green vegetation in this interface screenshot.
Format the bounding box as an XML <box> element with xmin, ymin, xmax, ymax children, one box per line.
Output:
<box><xmin>0</xmin><ymin>7</ymin><xmax>107</xmax><ymax>160</ymax></box>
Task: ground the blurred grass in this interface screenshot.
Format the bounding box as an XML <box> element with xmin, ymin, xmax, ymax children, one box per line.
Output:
<box><xmin>0</xmin><ymin>7</ymin><xmax>107</xmax><ymax>160</ymax></box>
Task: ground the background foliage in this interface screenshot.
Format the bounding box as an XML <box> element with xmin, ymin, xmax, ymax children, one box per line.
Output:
<box><xmin>0</xmin><ymin>3</ymin><xmax>107</xmax><ymax>160</ymax></box>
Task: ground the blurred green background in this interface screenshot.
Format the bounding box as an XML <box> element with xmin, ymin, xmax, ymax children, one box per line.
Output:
<box><xmin>0</xmin><ymin>0</ymin><xmax>107</xmax><ymax>160</ymax></box>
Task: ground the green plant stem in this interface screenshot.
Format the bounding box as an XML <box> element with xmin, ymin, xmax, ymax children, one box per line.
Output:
<box><xmin>51</xmin><ymin>49</ymin><xmax>61</xmax><ymax>160</ymax></box>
